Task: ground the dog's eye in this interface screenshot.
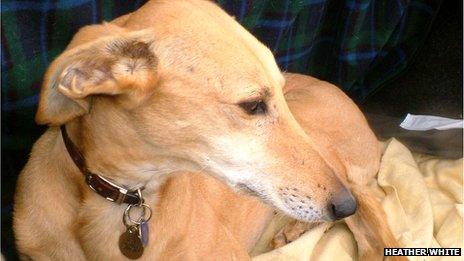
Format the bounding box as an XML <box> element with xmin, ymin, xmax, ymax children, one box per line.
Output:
<box><xmin>239</xmin><ymin>100</ymin><xmax>267</xmax><ymax>115</ymax></box>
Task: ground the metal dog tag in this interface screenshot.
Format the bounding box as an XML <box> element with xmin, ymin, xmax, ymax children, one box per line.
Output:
<box><xmin>119</xmin><ymin>225</ymin><xmax>144</xmax><ymax>259</ymax></box>
<box><xmin>139</xmin><ymin>220</ymin><xmax>149</xmax><ymax>247</ymax></box>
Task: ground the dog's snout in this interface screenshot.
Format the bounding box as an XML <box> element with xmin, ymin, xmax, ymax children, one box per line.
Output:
<box><xmin>327</xmin><ymin>187</ymin><xmax>357</xmax><ymax>220</ymax></box>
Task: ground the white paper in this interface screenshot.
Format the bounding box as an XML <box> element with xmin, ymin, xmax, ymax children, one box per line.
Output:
<box><xmin>399</xmin><ymin>113</ymin><xmax>463</xmax><ymax>131</ymax></box>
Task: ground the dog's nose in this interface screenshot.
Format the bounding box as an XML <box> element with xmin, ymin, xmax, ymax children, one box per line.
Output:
<box><xmin>327</xmin><ymin>187</ymin><xmax>357</xmax><ymax>220</ymax></box>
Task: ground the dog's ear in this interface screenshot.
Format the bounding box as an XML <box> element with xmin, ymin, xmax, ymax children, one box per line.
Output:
<box><xmin>35</xmin><ymin>30</ymin><xmax>158</xmax><ymax>126</ymax></box>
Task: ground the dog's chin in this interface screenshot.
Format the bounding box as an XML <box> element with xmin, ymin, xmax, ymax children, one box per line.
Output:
<box><xmin>234</xmin><ymin>183</ymin><xmax>327</xmax><ymax>222</ymax></box>
<box><xmin>235</xmin><ymin>183</ymin><xmax>274</xmax><ymax>203</ymax></box>
<box><xmin>279</xmin><ymin>207</ymin><xmax>332</xmax><ymax>223</ymax></box>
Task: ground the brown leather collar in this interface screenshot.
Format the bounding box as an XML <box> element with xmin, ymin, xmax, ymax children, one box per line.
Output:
<box><xmin>60</xmin><ymin>125</ymin><xmax>142</xmax><ymax>205</ymax></box>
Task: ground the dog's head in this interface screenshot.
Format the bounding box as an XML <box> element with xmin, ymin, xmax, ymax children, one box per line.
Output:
<box><xmin>36</xmin><ymin>0</ymin><xmax>355</xmax><ymax>222</ymax></box>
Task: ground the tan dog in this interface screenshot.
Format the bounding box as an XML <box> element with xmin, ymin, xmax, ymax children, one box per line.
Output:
<box><xmin>13</xmin><ymin>0</ymin><xmax>402</xmax><ymax>260</ymax></box>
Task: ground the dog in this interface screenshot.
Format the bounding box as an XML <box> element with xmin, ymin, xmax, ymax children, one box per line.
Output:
<box><xmin>13</xmin><ymin>0</ymin><xmax>403</xmax><ymax>260</ymax></box>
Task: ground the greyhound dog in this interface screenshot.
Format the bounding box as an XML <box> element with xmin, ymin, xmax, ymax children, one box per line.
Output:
<box><xmin>14</xmin><ymin>0</ymin><xmax>402</xmax><ymax>260</ymax></box>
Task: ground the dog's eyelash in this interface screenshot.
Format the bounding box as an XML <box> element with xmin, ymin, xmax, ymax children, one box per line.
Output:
<box><xmin>239</xmin><ymin>100</ymin><xmax>267</xmax><ymax>115</ymax></box>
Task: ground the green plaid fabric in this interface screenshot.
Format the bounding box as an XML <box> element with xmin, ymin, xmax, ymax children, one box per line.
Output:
<box><xmin>1</xmin><ymin>1</ymin><xmax>441</xmax><ymax>258</ymax></box>
<box><xmin>219</xmin><ymin>0</ymin><xmax>442</xmax><ymax>99</ymax></box>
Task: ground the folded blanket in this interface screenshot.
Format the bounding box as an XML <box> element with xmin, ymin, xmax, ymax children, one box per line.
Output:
<box><xmin>251</xmin><ymin>138</ymin><xmax>463</xmax><ymax>260</ymax></box>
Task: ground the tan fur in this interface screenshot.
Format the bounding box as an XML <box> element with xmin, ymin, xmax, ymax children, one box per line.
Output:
<box><xmin>282</xmin><ymin>74</ymin><xmax>406</xmax><ymax>261</ymax></box>
<box><xmin>345</xmin><ymin>185</ymin><xmax>405</xmax><ymax>261</ymax></box>
<box><xmin>14</xmin><ymin>0</ymin><xmax>402</xmax><ymax>260</ymax></box>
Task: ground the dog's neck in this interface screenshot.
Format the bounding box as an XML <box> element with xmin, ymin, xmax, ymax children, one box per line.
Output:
<box><xmin>61</xmin><ymin>119</ymin><xmax>197</xmax><ymax>198</ymax></box>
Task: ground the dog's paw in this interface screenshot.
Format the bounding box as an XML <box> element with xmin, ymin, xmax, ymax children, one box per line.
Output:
<box><xmin>270</xmin><ymin>220</ymin><xmax>314</xmax><ymax>249</ymax></box>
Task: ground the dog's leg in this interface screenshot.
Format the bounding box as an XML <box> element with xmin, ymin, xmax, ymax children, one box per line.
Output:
<box><xmin>14</xmin><ymin>193</ymin><xmax>86</xmax><ymax>261</ymax></box>
<box><xmin>345</xmin><ymin>185</ymin><xmax>407</xmax><ymax>261</ymax></box>
<box><xmin>14</xmin><ymin>188</ymin><xmax>86</xmax><ymax>260</ymax></box>
<box><xmin>282</xmin><ymin>73</ymin><xmax>398</xmax><ymax>259</ymax></box>
<box><xmin>14</xmin><ymin>131</ymin><xmax>87</xmax><ymax>260</ymax></box>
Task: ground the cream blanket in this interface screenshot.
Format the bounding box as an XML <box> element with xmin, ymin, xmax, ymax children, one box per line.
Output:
<box><xmin>251</xmin><ymin>138</ymin><xmax>463</xmax><ymax>260</ymax></box>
